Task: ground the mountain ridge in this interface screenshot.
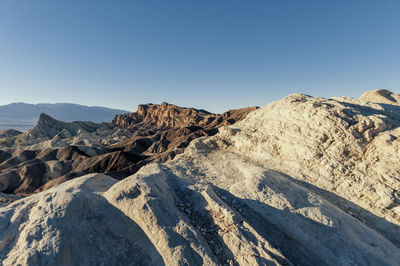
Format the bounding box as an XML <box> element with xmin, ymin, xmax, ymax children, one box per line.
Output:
<box><xmin>0</xmin><ymin>102</ymin><xmax>257</xmax><ymax>195</ymax></box>
<box><xmin>113</xmin><ymin>102</ymin><xmax>258</xmax><ymax>129</ymax></box>
<box><xmin>0</xmin><ymin>102</ymin><xmax>129</xmax><ymax>131</ymax></box>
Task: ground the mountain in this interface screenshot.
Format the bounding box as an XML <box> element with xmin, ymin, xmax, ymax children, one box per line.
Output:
<box><xmin>0</xmin><ymin>103</ymin><xmax>257</xmax><ymax>195</ymax></box>
<box><xmin>0</xmin><ymin>102</ymin><xmax>128</xmax><ymax>131</ymax></box>
<box><xmin>113</xmin><ymin>102</ymin><xmax>258</xmax><ymax>130</ymax></box>
<box><xmin>11</xmin><ymin>113</ymin><xmax>109</xmax><ymax>148</ymax></box>
<box><xmin>1</xmin><ymin>92</ymin><xmax>400</xmax><ymax>265</ymax></box>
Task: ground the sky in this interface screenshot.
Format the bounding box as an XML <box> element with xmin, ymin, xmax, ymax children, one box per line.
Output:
<box><xmin>0</xmin><ymin>0</ymin><xmax>400</xmax><ymax>113</ymax></box>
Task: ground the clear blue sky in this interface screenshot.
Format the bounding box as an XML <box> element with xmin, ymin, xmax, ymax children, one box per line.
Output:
<box><xmin>0</xmin><ymin>1</ymin><xmax>399</xmax><ymax>113</ymax></box>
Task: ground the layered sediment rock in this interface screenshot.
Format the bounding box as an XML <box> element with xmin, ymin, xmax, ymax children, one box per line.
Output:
<box><xmin>113</xmin><ymin>102</ymin><xmax>257</xmax><ymax>129</ymax></box>
<box><xmin>0</xmin><ymin>103</ymin><xmax>256</xmax><ymax>195</ymax></box>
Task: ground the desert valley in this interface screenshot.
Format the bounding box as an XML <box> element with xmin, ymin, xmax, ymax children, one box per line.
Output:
<box><xmin>0</xmin><ymin>89</ymin><xmax>399</xmax><ymax>265</ymax></box>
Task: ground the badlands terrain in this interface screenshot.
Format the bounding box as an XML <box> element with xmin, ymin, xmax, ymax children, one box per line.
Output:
<box><xmin>0</xmin><ymin>102</ymin><xmax>127</xmax><ymax>131</ymax></box>
<box><xmin>1</xmin><ymin>90</ymin><xmax>400</xmax><ymax>265</ymax></box>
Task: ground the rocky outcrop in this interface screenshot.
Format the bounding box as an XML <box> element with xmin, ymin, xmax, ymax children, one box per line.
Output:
<box><xmin>0</xmin><ymin>129</ymin><xmax>22</xmax><ymax>138</ymax></box>
<box><xmin>0</xmin><ymin>113</ymin><xmax>110</xmax><ymax>150</ymax></box>
<box><xmin>13</xmin><ymin>113</ymin><xmax>107</xmax><ymax>146</ymax></box>
<box><xmin>113</xmin><ymin>102</ymin><xmax>211</xmax><ymax>128</ymax></box>
<box><xmin>167</xmin><ymin>93</ymin><xmax>400</xmax><ymax>250</ymax></box>
<box><xmin>113</xmin><ymin>102</ymin><xmax>258</xmax><ymax>129</ymax></box>
<box><xmin>107</xmin><ymin>125</ymin><xmax>218</xmax><ymax>163</ymax></box>
<box><xmin>0</xmin><ymin>163</ymin><xmax>398</xmax><ymax>265</ymax></box>
<box><xmin>0</xmin><ymin>174</ymin><xmax>165</xmax><ymax>265</ymax></box>
<box><xmin>360</xmin><ymin>89</ymin><xmax>400</xmax><ymax>105</ymax></box>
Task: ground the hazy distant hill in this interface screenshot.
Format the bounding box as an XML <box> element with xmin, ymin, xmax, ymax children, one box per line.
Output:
<box><xmin>0</xmin><ymin>102</ymin><xmax>129</xmax><ymax>131</ymax></box>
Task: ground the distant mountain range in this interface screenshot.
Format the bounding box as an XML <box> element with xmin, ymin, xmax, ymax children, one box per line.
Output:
<box><xmin>0</xmin><ymin>102</ymin><xmax>129</xmax><ymax>131</ymax></box>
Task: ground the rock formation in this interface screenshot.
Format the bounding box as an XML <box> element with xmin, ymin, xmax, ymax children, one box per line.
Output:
<box><xmin>360</xmin><ymin>89</ymin><xmax>400</xmax><ymax>105</ymax></box>
<box><xmin>1</xmin><ymin>92</ymin><xmax>400</xmax><ymax>265</ymax></box>
<box><xmin>0</xmin><ymin>129</ymin><xmax>22</xmax><ymax>138</ymax></box>
<box><xmin>0</xmin><ymin>103</ymin><xmax>256</xmax><ymax>195</ymax></box>
<box><xmin>11</xmin><ymin>113</ymin><xmax>108</xmax><ymax>147</ymax></box>
<box><xmin>0</xmin><ymin>174</ymin><xmax>165</xmax><ymax>265</ymax></box>
<box><xmin>113</xmin><ymin>102</ymin><xmax>258</xmax><ymax>130</ymax></box>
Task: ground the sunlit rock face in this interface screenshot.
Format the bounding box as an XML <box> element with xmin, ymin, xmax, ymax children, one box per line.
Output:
<box><xmin>112</xmin><ymin>102</ymin><xmax>257</xmax><ymax>129</ymax></box>
<box><xmin>361</xmin><ymin>89</ymin><xmax>400</xmax><ymax>105</ymax></box>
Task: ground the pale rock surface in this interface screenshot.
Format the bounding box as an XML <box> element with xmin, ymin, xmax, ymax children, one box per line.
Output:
<box><xmin>0</xmin><ymin>172</ymin><xmax>287</xmax><ymax>265</ymax></box>
<box><xmin>1</xmin><ymin>160</ymin><xmax>399</xmax><ymax>265</ymax></box>
<box><xmin>361</xmin><ymin>89</ymin><xmax>400</xmax><ymax>105</ymax></box>
<box><xmin>104</xmin><ymin>165</ymin><xmax>288</xmax><ymax>265</ymax></box>
<box><xmin>170</xmin><ymin>93</ymin><xmax>400</xmax><ymax>248</ymax></box>
<box><xmin>0</xmin><ymin>174</ymin><xmax>164</xmax><ymax>266</ymax></box>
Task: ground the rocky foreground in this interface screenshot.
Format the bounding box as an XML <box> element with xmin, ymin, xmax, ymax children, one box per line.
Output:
<box><xmin>1</xmin><ymin>91</ymin><xmax>400</xmax><ymax>265</ymax></box>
